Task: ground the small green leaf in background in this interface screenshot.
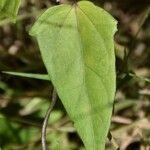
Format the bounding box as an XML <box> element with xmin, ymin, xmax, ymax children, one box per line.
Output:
<box><xmin>3</xmin><ymin>71</ymin><xmax>50</xmax><ymax>81</ymax></box>
<box><xmin>0</xmin><ymin>0</ymin><xmax>21</xmax><ymax>21</ymax></box>
<box><xmin>30</xmin><ymin>1</ymin><xmax>117</xmax><ymax>150</ymax></box>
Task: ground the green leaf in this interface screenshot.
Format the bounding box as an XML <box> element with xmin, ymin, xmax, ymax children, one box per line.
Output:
<box><xmin>3</xmin><ymin>71</ymin><xmax>50</xmax><ymax>81</ymax></box>
<box><xmin>129</xmin><ymin>72</ymin><xmax>150</xmax><ymax>83</ymax></box>
<box><xmin>0</xmin><ymin>0</ymin><xmax>21</xmax><ymax>21</ymax></box>
<box><xmin>30</xmin><ymin>1</ymin><xmax>117</xmax><ymax>149</ymax></box>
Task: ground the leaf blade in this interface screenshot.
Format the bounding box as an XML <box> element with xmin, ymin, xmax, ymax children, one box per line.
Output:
<box><xmin>3</xmin><ymin>71</ymin><xmax>50</xmax><ymax>81</ymax></box>
<box><xmin>31</xmin><ymin>1</ymin><xmax>117</xmax><ymax>149</ymax></box>
<box><xmin>0</xmin><ymin>0</ymin><xmax>21</xmax><ymax>21</ymax></box>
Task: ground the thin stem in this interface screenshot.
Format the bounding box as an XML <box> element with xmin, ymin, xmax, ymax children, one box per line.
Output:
<box><xmin>41</xmin><ymin>89</ymin><xmax>57</xmax><ymax>150</ymax></box>
<box><xmin>125</xmin><ymin>7</ymin><xmax>150</xmax><ymax>72</ymax></box>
